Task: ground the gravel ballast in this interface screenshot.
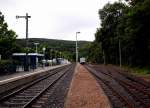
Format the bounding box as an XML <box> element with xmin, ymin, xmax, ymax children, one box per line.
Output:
<box><xmin>64</xmin><ymin>64</ymin><xmax>112</xmax><ymax>108</ymax></box>
<box><xmin>43</xmin><ymin>64</ymin><xmax>75</xmax><ymax>108</ymax></box>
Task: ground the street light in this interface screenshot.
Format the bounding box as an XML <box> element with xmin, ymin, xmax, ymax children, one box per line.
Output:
<box><xmin>16</xmin><ymin>13</ymin><xmax>31</xmax><ymax>71</ymax></box>
<box><xmin>60</xmin><ymin>52</ymin><xmax>62</xmax><ymax>58</ymax></box>
<box><xmin>76</xmin><ymin>32</ymin><xmax>80</xmax><ymax>63</ymax></box>
<box><xmin>43</xmin><ymin>47</ymin><xmax>46</xmax><ymax>59</ymax></box>
<box><xmin>42</xmin><ymin>47</ymin><xmax>46</xmax><ymax>67</ymax></box>
<box><xmin>50</xmin><ymin>49</ymin><xmax>53</xmax><ymax>66</ymax></box>
<box><xmin>55</xmin><ymin>50</ymin><xmax>57</xmax><ymax>59</ymax></box>
<box><xmin>34</xmin><ymin>43</ymin><xmax>39</xmax><ymax>68</ymax></box>
<box><xmin>34</xmin><ymin>43</ymin><xmax>39</xmax><ymax>53</ymax></box>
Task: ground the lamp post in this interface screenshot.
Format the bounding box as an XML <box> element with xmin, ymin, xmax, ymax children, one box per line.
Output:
<box><xmin>34</xmin><ymin>43</ymin><xmax>39</xmax><ymax>68</ymax></box>
<box><xmin>42</xmin><ymin>47</ymin><xmax>46</xmax><ymax>67</ymax></box>
<box><xmin>16</xmin><ymin>13</ymin><xmax>31</xmax><ymax>71</ymax></box>
<box><xmin>60</xmin><ymin>52</ymin><xmax>62</xmax><ymax>58</ymax></box>
<box><xmin>50</xmin><ymin>49</ymin><xmax>53</xmax><ymax>66</ymax></box>
<box><xmin>76</xmin><ymin>32</ymin><xmax>80</xmax><ymax>63</ymax></box>
<box><xmin>34</xmin><ymin>43</ymin><xmax>39</xmax><ymax>54</ymax></box>
<box><xmin>55</xmin><ymin>50</ymin><xmax>57</xmax><ymax>59</ymax></box>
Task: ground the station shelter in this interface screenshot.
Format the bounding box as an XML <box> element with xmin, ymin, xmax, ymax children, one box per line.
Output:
<box><xmin>12</xmin><ymin>53</ymin><xmax>44</xmax><ymax>71</ymax></box>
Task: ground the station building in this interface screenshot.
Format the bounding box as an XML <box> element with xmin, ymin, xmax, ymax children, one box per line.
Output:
<box><xmin>12</xmin><ymin>53</ymin><xmax>44</xmax><ymax>71</ymax></box>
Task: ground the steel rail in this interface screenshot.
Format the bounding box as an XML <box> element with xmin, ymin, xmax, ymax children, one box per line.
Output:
<box><xmin>0</xmin><ymin>66</ymin><xmax>66</xmax><ymax>101</ymax></box>
<box><xmin>23</xmin><ymin>65</ymin><xmax>73</xmax><ymax>108</ymax></box>
<box><xmin>87</xmin><ymin>65</ymin><xmax>150</xmax><ymax>108</ymax></box>
<box><xmin>85</xmin><ymin>65</ymin><xmax>135</xmax><ymax>108</ymax></box>
<box><xmin>0</xmin><ymin>64</ymin><xmax>72</xmax><ymax>107</ymax></box>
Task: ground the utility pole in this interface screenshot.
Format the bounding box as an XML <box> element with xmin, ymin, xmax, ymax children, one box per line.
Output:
<box><xmin>16</xmin><ymin>13</ymin><xmax>31</xmax><ymax>71</ymax></box>
<box><xmin>119</xmin><ymin>39</ymin><xmax>122</xmax><ymax>67</ymax></box>
<box><xmin>117</xmin><ymin>9</ymin><xmax>122</xmax><ymax>67</ymax></box>
<box><xmin>103</xmin><ymin>50</ymin><xmax>106</xmax><ymax>65</ymax></box>
<box><xmin>76</xmin><ymin>32</ymin><xmax>80</xmax><ymax>63</ymax></box>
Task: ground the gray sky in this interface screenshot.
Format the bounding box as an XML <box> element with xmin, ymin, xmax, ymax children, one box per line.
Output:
<box><xmin>0</xmin><ymin>0</ymin><xmax>118</xmax><ymax>41</ymax></box>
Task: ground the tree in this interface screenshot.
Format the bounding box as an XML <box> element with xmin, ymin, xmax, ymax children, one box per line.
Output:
<box><xmin>88</xmin><ymin>42</ymin><xmax>103</xmax><ymax>63</ymax></box>
<box><xmin>0</xmin><ymin>12</ymin><xmax>19</xmax><ymax>59</ymax></box>
<box><xmin>96</xmin><ymin>2</ymin><xmax>126</xmax><ymax>64</ymax></box>
<box><xmin>94</xmin><ymin>0</ymin><xmax>150</xmax><ymax>67</ymax></box>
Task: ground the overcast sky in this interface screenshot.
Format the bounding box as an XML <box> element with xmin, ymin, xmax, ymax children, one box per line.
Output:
<box><xmin>0</xmin><ymin>0</ymin><xmax>118</xmax><ymax>41</ymax></box>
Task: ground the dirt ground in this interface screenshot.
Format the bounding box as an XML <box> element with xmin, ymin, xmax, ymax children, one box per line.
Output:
<box><xmin>64</xmin><ymin>64</ymin><xmax>112</xmax><ymax>108</ymax></box>
<box><xmin>139</xmin><ymin>76</ymin><xmax>150</xmax><ymax>82</ymax></box>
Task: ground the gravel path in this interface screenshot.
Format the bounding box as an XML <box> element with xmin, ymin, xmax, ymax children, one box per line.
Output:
<box><xmin>64</xmin><ymin>64</ymin><xmax>112</xmax><ymax>108</ymax></box>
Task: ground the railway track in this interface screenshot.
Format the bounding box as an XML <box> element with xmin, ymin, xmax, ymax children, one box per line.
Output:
<box><xmin>0</xmin><ymin>64</ymin><xmax>74</xmax><ymax>108</ymax></box>
<box><xmin>108</xmin><ymin>65</ymin><xmax>150</xmax><ymax>89</ymax></box>
<box><xmin>0</xmin><ymin>65</ymin><xmax>69</xmax><ymax>100</ymax></box>
<box><xmin>106</xmin><ymin>66</ymin><xmax>150</xmax><ymax>107</ymax></box>
<box><xmin>85</xmin><ymin>65</ymin><xmax>150</xmax><ymax>108</ymax></box>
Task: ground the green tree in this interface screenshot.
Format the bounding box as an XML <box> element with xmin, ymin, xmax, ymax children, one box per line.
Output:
<box><xmin>96</xmin><ymin>2</ymin><xmax>126</xmax><ymax>64</ymax></box>
<box><xmin>125</xmin><ymin>0</ymin><xmax>150</xmax><ymax>66</ymax></box>
<box><xmin>0</xmin><ymin>12</ymin><xmax>19</xmax><ymax>59</ymax></box>
<box><xmin>94</xmin><ymin>0</ymin><xmax>150</xmax><ymax>67</ymax></box>
<box><xmin>88</xmin><ymin>42</ymin><xmax>103</xmax><ymax>63</ymax></box>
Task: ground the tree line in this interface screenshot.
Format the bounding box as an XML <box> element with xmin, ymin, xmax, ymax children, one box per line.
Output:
<box><xmin>89</xmin><ymin>0</ymin><xmax>150</xmax><ymax>67</ymax></box>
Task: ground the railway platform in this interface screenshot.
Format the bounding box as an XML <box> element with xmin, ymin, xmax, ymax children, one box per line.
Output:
<box><xmin>0</xmin><ymin>64</ymin><xmax>68</xmax><ymax>85</ymax></box>
<box><xmin>0</xmin><ymin>64</ymin><xmax>70</xmax><ymax>94</ymax></box>
<box><xmin>65</xmin><ymin>63</ymin><xmax>112</xmax><ymax>108</ymax></box>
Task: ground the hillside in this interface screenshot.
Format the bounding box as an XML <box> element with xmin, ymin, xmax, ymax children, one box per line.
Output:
<box><xmin>16</xmin><ymin>38</ymin><xmax>90</xmax><ymax>50</ymax></box>
<box><xmin>16</xmin><ymin>38</ymin><xmax>91</xmax><ymax>60</ymax></box>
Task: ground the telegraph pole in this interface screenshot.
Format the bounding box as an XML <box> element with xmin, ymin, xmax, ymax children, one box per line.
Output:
<box><xmin>16</xmin><ymin>13</ymin><xmax>31</xmax><ymax>71</ymax></box>
<box><xmin>117</xmin><ymin>10</ymin><xmax>122</xmax><ymax>67</ymax></box>
<box><xmin>103</xmin><ymin>50</ymin><xmax>106</xmax><ymax>65</ymax></box>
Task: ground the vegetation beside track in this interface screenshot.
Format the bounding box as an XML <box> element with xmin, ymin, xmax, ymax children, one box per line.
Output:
<box><xmin>123</xmin><ymin>66</ymin><xmax>150</xmax><ymax>81</ymax></box>
<box><xmin>86</xmin><ymin>0</ymin><xmax>150</xmax><ymax>67</ymax></box>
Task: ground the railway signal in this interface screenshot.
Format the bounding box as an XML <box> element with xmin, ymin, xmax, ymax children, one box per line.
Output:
<box><xmin>16</xmin><ymin>13</ymin><xmax>31</xmax><ymax>71</ymax></box>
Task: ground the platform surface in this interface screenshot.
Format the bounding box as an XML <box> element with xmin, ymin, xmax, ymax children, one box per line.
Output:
<box><xmin>64</xmin><ymin>64</ymin><xmax>112</xmax><ymax>108</ymax></box>
<box><xmin>0</xmin><ymin>64</ymin><xmax>69</xmax><ymax>85</ymax></box>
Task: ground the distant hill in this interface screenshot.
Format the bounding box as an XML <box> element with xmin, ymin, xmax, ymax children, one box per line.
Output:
<box><xmin>16</xmin><ymin>38</ymin><xmax>90</xmax><ymax>51</ymax></box>
<box><xmin>17</xmin><ymin>38</ymin><xmax>90</xmax><ymax>49</ymax></box>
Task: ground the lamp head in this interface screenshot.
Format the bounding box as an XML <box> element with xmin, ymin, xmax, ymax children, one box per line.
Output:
<box><xmin>42</xmin><ymin>47</ymin><xmax>46</xmax><ymax>51</ymax></box>
<box><xmin>34</xmin><ymin>42</ymin><xmax>39</xmax><ymax>45</ymax></box>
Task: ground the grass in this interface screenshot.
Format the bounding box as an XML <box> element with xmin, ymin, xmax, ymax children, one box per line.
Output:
<box><xmin>123</xmin><ymin>66</ymin><xmax>150</xmax><ymax>76</ymax></box>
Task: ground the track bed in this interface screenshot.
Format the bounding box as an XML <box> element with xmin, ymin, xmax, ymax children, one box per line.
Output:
<box><xmin>0</xmin><ymin>64</ymin><xmax>75</xmax><ymax>108</ymax></box>
<box><xmin>85</xmin><ymin>64</ymin><xmax>150</xmax><ymax>108</ymax></box>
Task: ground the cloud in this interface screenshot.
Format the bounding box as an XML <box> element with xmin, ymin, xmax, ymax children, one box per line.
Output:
<box><xmin>0</xmin><ymin>0</ymin><xmax>118</xmax><ymax>41</ymax></box>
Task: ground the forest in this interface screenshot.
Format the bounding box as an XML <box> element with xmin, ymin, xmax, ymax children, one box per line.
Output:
<box><xmin>88</xmin><ymin>0</ymin><xmax>150</xmax><ymax>67</ymax></box>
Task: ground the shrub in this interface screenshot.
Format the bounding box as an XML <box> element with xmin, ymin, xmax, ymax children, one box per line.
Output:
<box><xmin>0</xmin><ymin>60</ymin><xmax>16</xmax><ymax>75</ymax></box>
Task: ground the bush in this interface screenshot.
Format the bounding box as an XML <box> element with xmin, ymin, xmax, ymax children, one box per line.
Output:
<box><xmin>0</xmin><ymin>60</ymin><xmax>16</xmax><ymax>75</ymax></box>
